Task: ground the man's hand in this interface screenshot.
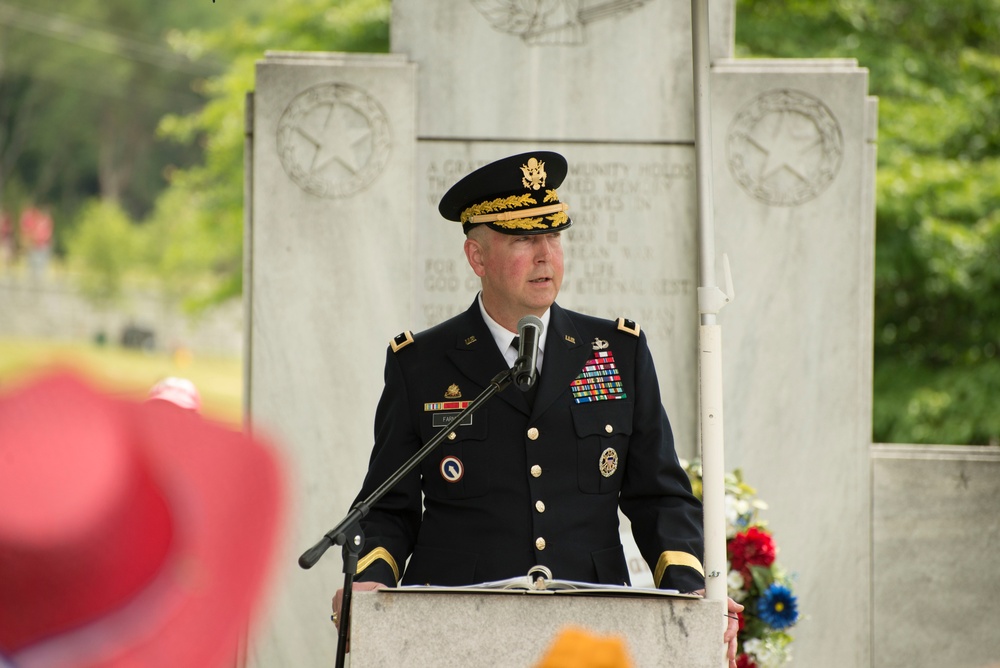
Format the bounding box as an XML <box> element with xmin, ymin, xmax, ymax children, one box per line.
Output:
<box><xmin>724</xmin><ymin>596</ymin><xmax>744</xmax><ymax>667</ymax></box>
<box><xmin>332</xmin><ymin>581</ymin><xmax>387</xmax><ymax>631</ymax></box>
<box><xmin>690</xmin><ymin>590</ymin><xmax>744</xmax><ymax>668</ymax></box>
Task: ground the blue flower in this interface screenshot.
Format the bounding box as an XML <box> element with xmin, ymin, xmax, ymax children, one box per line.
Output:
<box><xmin>757</xmin><ymin>584</ymin><xmax>798</xmax><ymax>630</ymax></box>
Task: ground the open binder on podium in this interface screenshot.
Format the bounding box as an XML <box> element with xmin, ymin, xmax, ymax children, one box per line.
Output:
<box><xmin>388</xmin><ymin>565</ymin><xmax>701</xmax><ymax>598</ymax></box>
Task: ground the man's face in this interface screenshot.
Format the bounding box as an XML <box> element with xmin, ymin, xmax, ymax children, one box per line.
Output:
<box><xmin>464</xmin><ymin>228</ymin><xmax>564</xmax><ymax>328</ymax></box>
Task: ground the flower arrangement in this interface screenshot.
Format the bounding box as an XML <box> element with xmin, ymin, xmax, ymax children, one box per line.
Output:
<box><xmin>682</xmin><ymin>460</ymin><xmax>799</xmax><ymax>668</ymax></box>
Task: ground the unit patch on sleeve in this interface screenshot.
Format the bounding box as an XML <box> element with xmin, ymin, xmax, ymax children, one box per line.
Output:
<box><xmin>570</xmin><ymin>349</ymin><xmax>627</xmax><ymax>403</ymax></box>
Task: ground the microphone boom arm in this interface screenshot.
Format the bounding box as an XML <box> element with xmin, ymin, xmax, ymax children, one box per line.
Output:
<box><xmin>299</xmin><ymin>366</ymin><xmax>515</xmax><ymax>569</ymax></box>
<box><xmin>298</xmin><ymin>367</ymin><xmax>516</xmax><ymax>668</ymax></box>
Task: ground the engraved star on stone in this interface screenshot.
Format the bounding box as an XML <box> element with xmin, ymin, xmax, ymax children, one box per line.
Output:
<box><xmin>748</xmin><ymin>110</ymin><xmax>823</xmax><ymax>184</ymax></box>
<box><xmin>294</xmin><ymin>103</ymin><xmax>372</xmax><ymax>175</ymax></box>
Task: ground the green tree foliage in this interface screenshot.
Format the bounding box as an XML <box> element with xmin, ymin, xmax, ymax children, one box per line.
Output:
<box><xmin>0</xmin><ymin>0</ymin><xmax>236</xmax><ymax>248</ymax></box>
<box><xmin>737</xmin><ymin>0</ymin><xmax>1000</xmax><ymax>444</ymax></box>
<box><xmin>147</xmin><ymin>0</ymin><xmax>391</xmax><ymax>309</ymax></box>
<box><xmin>64</xmin><ymin>199</ymin><xmax>138</xmax><ymax>305</ymax></box>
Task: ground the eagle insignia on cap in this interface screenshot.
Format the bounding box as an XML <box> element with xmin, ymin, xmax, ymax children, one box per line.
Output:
<box><xmin>521</xmin><ymin>158</ymin><xmax>547</xmax><ymax>190</ymax></box>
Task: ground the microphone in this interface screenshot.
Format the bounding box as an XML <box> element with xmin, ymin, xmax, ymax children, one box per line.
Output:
<box><xmin>513</xmin><ymin>315</ymin><xmax>543</xmax><ymax>391</ymax></box>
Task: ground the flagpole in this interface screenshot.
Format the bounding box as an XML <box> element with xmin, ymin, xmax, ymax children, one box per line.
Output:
<box><xmin>690</xmin><ymin>0</ymin><xmax>733</xmax><ymax>611</ymax></box>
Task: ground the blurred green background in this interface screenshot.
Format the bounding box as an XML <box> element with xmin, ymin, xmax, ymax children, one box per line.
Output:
<box><xmin>1</xmin><ymin>0</ymin><xmax>997</xmax><ymax>443</ymax></box>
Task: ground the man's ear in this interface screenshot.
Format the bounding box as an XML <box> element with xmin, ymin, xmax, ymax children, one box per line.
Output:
<box><xmin>464</xmin><ymin>237</ymin><xmax>487</xmax><ymax>278</ymax></box>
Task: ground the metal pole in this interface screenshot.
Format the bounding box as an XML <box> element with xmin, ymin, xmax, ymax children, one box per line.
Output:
<box><xmin>693</xmin><ymin>0</ymin><xmax>718</xmax><ymax>318</ymax></box>
<box><xmin>691</xmin><ymin>0</ymin><xmax>732</xmax><ymax>611</ymax></box>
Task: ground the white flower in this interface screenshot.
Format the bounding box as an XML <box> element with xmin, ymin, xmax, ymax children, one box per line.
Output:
<box><xmin>743</xmin><ymin>639</ymin><xmax>764</xmax><ymax>659</ymax></box>
<box><xmin>727</xmin><ymin>569</ymin><xmax>747</xmax><ymax>602</ymax></box>
<box><xmin>742</xmin><ymin>638</ymin><xmax>785</xmax><ymax>668</ymax></box>
<box><xmin>724</xmin><ymin>493</ymin><xmax>756</xmax><ymax>538</ymax></box>
<box><xmin>735</xmin><ymin>498</ymin><xmax>750</xmax><ymax>516</ymax></box>
<box><xmin>724</xmin><ymin>494</ymin><xmax>740</xmax><ymax>536</ymax></box>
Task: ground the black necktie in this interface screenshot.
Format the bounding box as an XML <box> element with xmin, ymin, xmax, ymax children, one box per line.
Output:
<box><xmin>511</xmin><ymin>337</ymin><xmax>539</xmax><ymax>408</ymax></box>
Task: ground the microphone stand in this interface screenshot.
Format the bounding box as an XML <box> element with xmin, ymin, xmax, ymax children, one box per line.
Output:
<box><xmin>298</xmin><ymin>367</ymin><xmax>519</xmax><ymax>668</ymax></box>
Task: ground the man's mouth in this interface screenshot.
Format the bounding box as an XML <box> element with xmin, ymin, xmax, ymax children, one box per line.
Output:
<box><xmin>529</xmin><ymin>277</ymin><xmax>551</xmax><ymax>283</ymax></box>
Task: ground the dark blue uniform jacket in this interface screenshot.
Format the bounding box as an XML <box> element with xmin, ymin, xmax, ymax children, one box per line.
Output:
<box><xmin>351</xmin><ymin>300</ymin><xmax>705</xmax><ymax>593</ymax></box>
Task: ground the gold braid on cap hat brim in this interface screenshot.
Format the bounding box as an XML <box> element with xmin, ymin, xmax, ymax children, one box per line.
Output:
<box><xmin>491</xmin><ymin>210</ymin><xmax>570</xmax><ymax>230</ymax></box>
<box><xmin>461</xmin><ymin>189</ymin><xmax>569</xmax><ymax>229</ymax></box>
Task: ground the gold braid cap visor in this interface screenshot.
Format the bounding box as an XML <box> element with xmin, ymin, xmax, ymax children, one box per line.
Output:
<box><xmin>459</xmin><ymin>188</ymin><xmax>570</xmax><ymax>232</ymax></box>
<box><xmin>467</xmin><ymin>202</ymin><xmax>569</xmax><ymax>224</ymax></box>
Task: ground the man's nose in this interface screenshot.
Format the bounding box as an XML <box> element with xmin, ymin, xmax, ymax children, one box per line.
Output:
<box><xmin>534</xmin><ymin>237</ymin><xmax>553</xmax><ymax>260</ymax></box>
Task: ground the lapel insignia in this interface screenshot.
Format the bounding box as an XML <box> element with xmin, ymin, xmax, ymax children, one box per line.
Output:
<box><xmin>464</xmin><ymin>335</ymin><xmax>477</xmax><ymax>346</ymax></box>
<box><xmin>592</xmin><ymin>338</ymin><xmax>609</xmax><ymax>351</ymax></box>
<box><xmin>444</xmin><ymin>384</ymin><xmax>462</xmax><ymax>399</ymax></box>
<box><xmin>571</xmin><ymin>349</ymin><xmax>627</xmax><ymax>403</ymax></box>
<box><xmin>599</xmin><ymin>448</ymin><xmax>619</xmax><ymax>477</ymax></box>
<box><xmin>564</xmin><ymin>334</ymin><xmax>576</xmax><ymax>344</ymax></box>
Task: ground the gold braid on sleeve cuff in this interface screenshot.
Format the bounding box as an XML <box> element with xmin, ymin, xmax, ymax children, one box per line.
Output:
<box><xmin>653</xmin><ymin>551</ymin><xmax>705</xmax><ymax>588</ymax></box>
<box><xmin>355</xmin><ymin>547</ymin><xmax>400</xmax><ymax>584</ymax></box>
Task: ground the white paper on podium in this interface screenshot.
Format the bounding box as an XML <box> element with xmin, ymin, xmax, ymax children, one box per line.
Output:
<box><xmin>383</xmin><ymin>566</ymin><xmax>700</xmax><ymax>598</ymax></box>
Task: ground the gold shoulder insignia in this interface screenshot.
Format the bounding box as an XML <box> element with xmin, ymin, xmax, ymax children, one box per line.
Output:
<box><xmin>616</xmin><ymin>317</ymin><xmax>640</xmax><ymax>337</ymax></box>
<box><xmin>390</xmin><ymin>330</ymin><xmax>414</xmax><ymax>353</ymax></box>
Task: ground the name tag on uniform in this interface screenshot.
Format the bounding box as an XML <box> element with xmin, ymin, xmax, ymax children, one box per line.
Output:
<box><xmin>431</xmin><ymin>412</ymin><xmax>473</xmax><ymax>428</ymax></box>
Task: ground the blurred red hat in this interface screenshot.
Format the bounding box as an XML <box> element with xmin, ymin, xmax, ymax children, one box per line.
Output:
<box><xmin>0</xmin><ymin>372</ymin><xmax>284</xmax><ymax>667</ymax></box>
<box><xmin>147</xmin><ymin>376</ymin><xmax>202</xmax><ymax>412</ymax></box>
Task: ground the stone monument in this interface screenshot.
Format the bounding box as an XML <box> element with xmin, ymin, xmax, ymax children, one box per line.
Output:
<box><xmin>246</xmin><ymin>3</ymin><xmax>876</xmax><ymax>666</ymax></box>
<box><xmin>246</xmin><ymin>51</ymin><xmax>417</xmax><ymax>667</ymax></box>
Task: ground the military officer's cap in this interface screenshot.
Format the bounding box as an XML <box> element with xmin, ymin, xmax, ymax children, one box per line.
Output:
<box><xmin>438</xmin><ymin>151</ymin><xmax>573</xmax><ymax>236</ymax></box>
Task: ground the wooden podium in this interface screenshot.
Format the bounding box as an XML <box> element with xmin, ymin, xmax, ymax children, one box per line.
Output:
<box><xmin>349</xmin><ymin>589</ymin><xmax>726</xmax><ymax>667</ymax></box>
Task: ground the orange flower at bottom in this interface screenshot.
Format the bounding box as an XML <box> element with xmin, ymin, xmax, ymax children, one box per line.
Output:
<box><xmin>534</xmin><ymin>626</ymin><xmax>634</xmax><ymax>668</ymax></box>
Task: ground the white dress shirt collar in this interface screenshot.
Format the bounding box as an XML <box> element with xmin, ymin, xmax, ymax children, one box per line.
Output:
<box><xmin>477</xmin><ymin>292</ymin><xmax>550</xmax><ymax>372</ymax></box>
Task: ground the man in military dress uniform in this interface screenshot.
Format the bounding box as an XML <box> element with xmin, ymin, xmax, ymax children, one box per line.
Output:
<box><xmin>338</xmin><ymin>151</ymin><xmax>740</xmax><ymax>664</ymax></box>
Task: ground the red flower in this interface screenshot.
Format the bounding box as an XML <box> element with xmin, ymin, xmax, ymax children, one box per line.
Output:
<box><xmin>728</xmin><ymin>527</ymin><xmax>776</xmax><ymax>575</ymax></box>
<box><xmin>737</xmin><ymin>610</ymin><xmax>746</xmax><ymax>632</ymax></box>
<box><xmin>736</xmin><ymin>653</ymin><xmax>757</xmax><ymax>668</ymax></box>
